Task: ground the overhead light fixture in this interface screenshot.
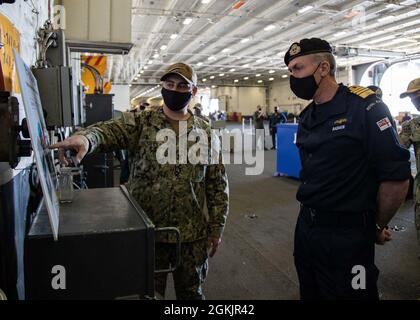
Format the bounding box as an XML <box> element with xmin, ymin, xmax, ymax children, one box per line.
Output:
<box><xmin>170</xmin><ymin>33</ymin><xmax>178</xmax><ymax>39</ymax></box>
<box><xmin>367</xmin><ymin>34</ymin><xmax>396</xmax><ymax>44</ymax></box>
<box><xmin>129</xmin><ymin>84</ymin><xmax>132</xmax><ymax>87</ymax></box>
<box><xmin>222</xmin><ymin>48</ymin><xmax>231</xmax><ymax>53</ymax></box>
<box><xmin>282</xmin><ymin>75</ymin><xmax>288</xmax><ymax>78</ymax></box>
<box><xmin>201</xmin><ymin>0</ymin><xmax>211</xmax><ymax>3</ymax></box>
<box><xmin>385</xmin><ymin>26</ymin><xmax>400</xmax><ymax>32</ymax></box>
<box><xmin>212</xmin><ymin>85</ymin><xmax>217</xmax><ymax>88</ymax></box>
<box><xmin>160</xmin><ymin>45</ymin><xmax>167</xmax><ymax>50</ymax></box>
<box><xmin>256</xmin><ymin>58</ymin><xmax>265</xmax><ymax>63</ymax></box>
<box><xmin>140</xmin><ymin>70</ymin><xmax>144</xmax><ymax>74</ymax></box>
<box><xmin>242</xmin><ymin>63</ymin><xmax>249</xmax><ymax>68</ymax></box>
<box><xmin>208</xmin><ymin>56</ymin><xmax>215</xmax><ymax>60</ymax></box>
<box><xmin>264</xmin><ymin>24</ymin><xmax>276</xmax><ymax>31</ymax></box>
<box><xmin>234</xmin><ymin>79</ymin><xmax>239</xmax><ymax>83</ymax></box>
<box><xmin>143</xmin><ymin>66</ymin><xmax>148</xmax><ymax>69</ymax></box>
<box><xmin>219</xmin><ymin>73</ymin><xmax>225</xmax><ymax>77</ymax></box>
<box><xmin>203</xmin><ymin>78</ymin><xmax>207</xmax><ymax>82</ymax></box>
<box><xmin>244</xmin><ymin>76</ymin><xmax>249</xmax><ymax>80</ymax></box>
<box><xmin>256</xmin><ymin>74</ymin><xmax>261</xmax><ymax>77</ymax></box>
<box><xmin>240</xmin><ymin>38</ymin><xmax>250</xmax><ymax>43</ymax></box>
<box><xmin>399</xmin><ymin>37</ymin><xmax>417</xmax><ymax>43</ymax></box>
<box><xmin>378</xmin><ymin>15</ymin><xmax>394</xmax><ymax>23</ymax></box>
<box><xmin>298</xmin><ymin>5</ymin><xmax>313</xmax><ymax>14</ymax></box>
<box><xmin>333</xmin><ymin>31</ymin><xmax>347</xmax><ymax>38</ymax></box>
<box><xmin>269</xmin><ymin>77</ymin><xmax>274</xmax><ymax>81</ymax></box>
<box><xmin>148</xmin><ymin>60</ymin><xmax>153</xmax><ymax>64</ymax></box>
<box><xmin>197</xmin><ymin>62</ymin><xmax>203</xmax><ymax>66</ymax></box>
<box><xmin>183</xmin><ymin>18</ymin><xmax>193</xmax><ymax>25</ymax></box>
<box><xmin>386</xmin><ymin>4</ymin><xmax>397</xmax><ymax>8</ymax></box>
<box><xmin>229</xmin><ymin>68</ymin><xmax>236</xmax><ymax>72</ymax></box>
<box><xmin>153</xmin><ymin>53</ymin><xmax>159</xmax><ymax>59</ymax></box>
<box><xmin>210</xmin><ymin>75</ymin><xmax>215</xmax><ymax>79</ymax></box>
<box><xmin>269</xmin><ymin>70</ymin><xmax>275</xmax><ymax>74</ymax></box>
<box><xmin>257</xmin><ymin>80</ymin><xmax>263</xmax><ymax>83</ymax></box>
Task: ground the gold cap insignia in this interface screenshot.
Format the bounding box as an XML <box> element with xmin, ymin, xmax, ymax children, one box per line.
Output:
<box><xmin>289</xmin><ymin>43</ymin><xmax>301</xmax><ymax>56</ymax></box>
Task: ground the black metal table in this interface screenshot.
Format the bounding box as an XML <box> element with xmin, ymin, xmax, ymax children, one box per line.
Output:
<box><xmin>25</xmin><ymin>186</ymin><xmax>155</xmax><ymax>300</ymax></box>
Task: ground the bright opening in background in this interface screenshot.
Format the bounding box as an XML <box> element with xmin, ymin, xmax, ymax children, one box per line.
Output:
<box><xmin>380</xmin><ymin>59</ymin><xmax>420</xmax><ymax>117</ymax></box>
<box><xmin>194</xmin><ymin>87</ymin><xmax>219</xmax><ymax>115</ymax></box>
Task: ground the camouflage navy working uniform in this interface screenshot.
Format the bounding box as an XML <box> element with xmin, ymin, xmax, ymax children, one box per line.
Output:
<box><xmin>400</xmin><ymin>119</ymin><xmax>420</xmax><ymax>245</ymax></box>
<box><xmin>74</xmin><ymin>107</ymin><xmax>229</xmax><ymax>299</ymax></box>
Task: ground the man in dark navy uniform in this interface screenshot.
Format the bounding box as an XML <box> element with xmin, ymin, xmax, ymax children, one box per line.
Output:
<box><xmin>284</xmin><ymin>38</ymin><xmax>411</xmax><ymax>300</ymax></box>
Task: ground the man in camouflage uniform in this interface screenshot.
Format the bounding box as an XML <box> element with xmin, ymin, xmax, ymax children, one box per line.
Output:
<box><xmin>50</xmin><ymin>63</ymin><xmax>229</xmax><ymax>299</ymax></box>
<box><xmin>399</xmin><ymin>77</ymin><xmax>420</xmax><ymax>250</ymax></box>
<box><xmin>193</xmin><ymin>103</ymin><xmax>210</xmax><ymax>122</ymax></box>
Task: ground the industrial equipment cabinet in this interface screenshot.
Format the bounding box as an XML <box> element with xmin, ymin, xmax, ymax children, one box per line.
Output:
<box><xmin>25</xmin><ymin>186</ymin><xmax>160</xmax><ymax>300</ymax></box>
<box><xmin>83</xmin><ymin>93</ymin><xmax>115</xmax><ymax>188</ymax></box>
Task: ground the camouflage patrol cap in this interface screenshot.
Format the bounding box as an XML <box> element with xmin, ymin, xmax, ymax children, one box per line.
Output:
<box><xmin>400</xmin><ymin>77</ymin><xmax>420</xmax><ymax>98</ymax></box>
<box><xmin>160</xmin><ymin>62</ymin><xmax>198</xmax><ymax>87</ymax></box>
<box><xmin>284</xmin><ymin>38</ymin><xmax>333</xmax><ymax>66</ymax></box>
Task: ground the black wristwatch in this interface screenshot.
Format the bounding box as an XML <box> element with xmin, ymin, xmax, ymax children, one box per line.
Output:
<box><xmin>376</xmin><ymin>223</ymin><xmax>388</xmax><ymax>232</ymax></box>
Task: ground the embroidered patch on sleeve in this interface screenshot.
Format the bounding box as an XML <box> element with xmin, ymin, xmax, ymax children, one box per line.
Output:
<box><xmin>376</xmin><ymin>117</ymin><xmax>392</xmax><ymax>131</ymax></box>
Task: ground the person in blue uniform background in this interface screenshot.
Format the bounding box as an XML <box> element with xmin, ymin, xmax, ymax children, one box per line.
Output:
<box><xmin>269</xmin><ymin>107</ymin><xmax>287</xmax><ymax>149</ymax></box>
<box><xmin>284</xmin><ymin>38</ymin><xmax>411</xmax><ymax>300</ymax></box>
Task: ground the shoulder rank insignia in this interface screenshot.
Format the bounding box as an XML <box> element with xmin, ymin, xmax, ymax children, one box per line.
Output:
<box><xmin>348</xmin><ymin>86</ymin><xmax>376</xmax><ymax>99</ymax></box>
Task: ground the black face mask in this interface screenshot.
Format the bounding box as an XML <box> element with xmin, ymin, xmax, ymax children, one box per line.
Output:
<box><xmin>289</xmin><ymin>63</ymin><xmax>321</xmax><ymax>100</ymax></box>
<box><xmin>412</xmin><ymin>96</ymin><xmax>420</xmax><ymax>111</ymax></box>
<box><xmin>161</xmin><ymin>87</ymin><xmax>192</xmax><ymax>111</ymax></box>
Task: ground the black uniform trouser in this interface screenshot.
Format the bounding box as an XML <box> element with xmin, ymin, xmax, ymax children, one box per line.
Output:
<box><xmin>270</xmin><ymin>128</ymin><xmax>277</xmax><ymax>149</ymax></box>
<box><xmin>294</xmin><ymin>206</ymin><xmax>379</xmax><ymax>300</ymax></box>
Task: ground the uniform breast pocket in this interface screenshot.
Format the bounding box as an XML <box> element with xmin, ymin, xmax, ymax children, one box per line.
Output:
<box><xmin>327</xmin><ymin>118</ymin><xmax>357</xmax><ymax>143</ymax></box>
<box><xmin>326</xmin><ymin>118</ymin><xmax>360</xmax><ymax>155</ymax></box>
<box><xmin>329</xmin><ymin>117</ymin><xmax>352</xmax><ymax>134</ymax></box>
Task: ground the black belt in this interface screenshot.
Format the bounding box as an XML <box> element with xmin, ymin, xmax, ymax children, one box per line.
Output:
<box><xmin>300</xmin><ymin>205</ymin><xmax>370</xmax><ymax>228</ymax></box>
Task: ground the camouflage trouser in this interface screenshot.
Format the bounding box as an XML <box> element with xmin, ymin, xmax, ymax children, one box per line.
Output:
<box><xmin>155</xmin><ymin>238</ymin><xmax>208</xmax><ymax>300</ymax></box>
<box><xmin>414</xmin><ymin>176</ymin><xmax>420</xmax><ymax>246</ymax></box>
<box><xmin>415</xmin><ymin>202</ymin><xmax>420</xmax><ymax>246</ymax></box>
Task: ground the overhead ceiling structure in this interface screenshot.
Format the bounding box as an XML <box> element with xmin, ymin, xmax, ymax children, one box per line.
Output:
<box><xmin>108</xmin><ymin>0</ymin><xmax>420</xmax><ymax>99</ymax></box>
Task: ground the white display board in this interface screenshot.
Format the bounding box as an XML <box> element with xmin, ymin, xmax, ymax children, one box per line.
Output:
<box><xmin>13</xmin><ymin>49</ymin><xmax>60</xmax><ymax>240</ymax></box>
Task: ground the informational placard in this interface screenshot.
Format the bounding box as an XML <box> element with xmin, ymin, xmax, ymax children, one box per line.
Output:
<box><xmin>13</xmin><ymin>49</ymin><xmax>60</xmax><ymax>240</ymax></box>
<box><xmin>0</xmin><ymin>12</ymin><xmax>21</xmax><ymax>93</ymax></box>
